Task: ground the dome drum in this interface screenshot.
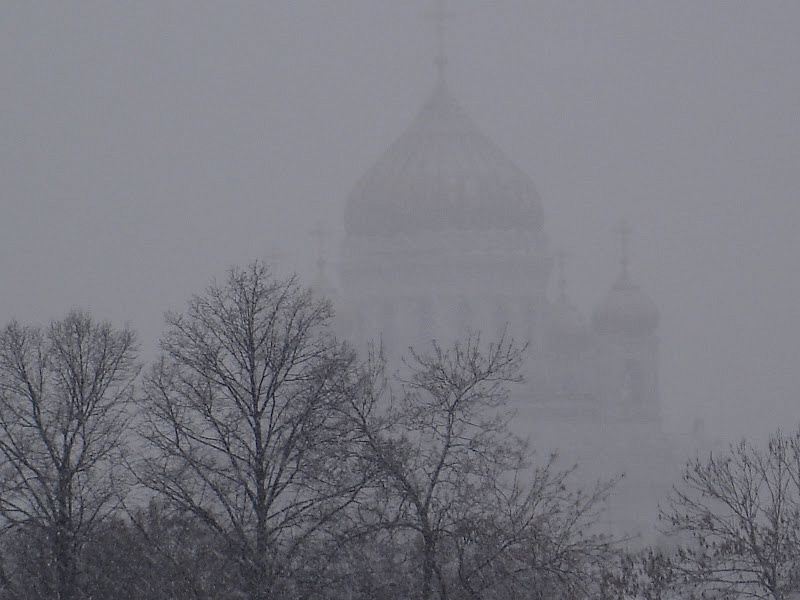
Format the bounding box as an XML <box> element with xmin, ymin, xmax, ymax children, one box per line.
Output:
<box><xmin>344</xmin><ymin>81</ymin><xmax>544</xmax><ymax>239</ymax></box>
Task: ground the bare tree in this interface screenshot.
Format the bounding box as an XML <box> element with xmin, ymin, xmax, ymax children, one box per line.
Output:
<box><xmin>0</xmin><ymin>311</ymin><xmax>138</xmax><ymax>600</ymax></box>
<box><xmin>78</xmin><ymin>500</ymin><xmax>242</xmax><ymax>600</ymax></box>
<box><xmin>137</xmin><ymin>261</ymin><xmax>370</xmax><ymax>600</ymax></box>
<box><xmin>329</xmin><ymin>333</ymin><xmax>623</xmax><ymax>600</ymax></box>
<box><xmin>348</xmin><ymin>333</ymin><xmax>531</xmax><ymax>600</ymax></box>
<box><xmin>596</xmin><ymin>548</ymin><xmax>678</xmax><ymax>600</ymax></box>
<box><xmin>664</xmin><ymin>430</ymin><xmax>800</xmax><ymax>600</ymax></box>
<box><xmin>452</xmin><ymin>456</ymin><xmax>618</xmax><ymax>600</ymax></box>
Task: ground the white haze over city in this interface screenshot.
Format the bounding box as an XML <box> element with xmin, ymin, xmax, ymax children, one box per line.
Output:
<box><xmin>1</xmin><ymin>2</ymin><xmax>799</xmax><ymax>442</ymax></box>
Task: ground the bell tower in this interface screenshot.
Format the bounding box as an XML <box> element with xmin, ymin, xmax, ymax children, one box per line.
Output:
<box><xmin>591</xmin><ymin>222</ymin><xmax>660</xmax><ymax>422</ymax></box>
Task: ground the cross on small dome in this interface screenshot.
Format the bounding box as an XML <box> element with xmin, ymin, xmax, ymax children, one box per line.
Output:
<box><xmin>425</xmin><ymin>0</ymin><xmax>456</xmax><ymax>83</ymax></box>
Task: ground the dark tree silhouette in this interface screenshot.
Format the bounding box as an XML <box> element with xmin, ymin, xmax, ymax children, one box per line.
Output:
<box><xmin>0</xmin><ymin>311</ymin><xmax>138</xmax><ymax>600</ymax></box>
<box><xmin>665</xmin><ymin>430</ymin><xmax>800</xmax><ymax>600</ymax></box>
<box><xmin>347</xmin><ymin>333</ymin><xmax>617</xmax><ymax>600</ymax></box>
<box><xmin>137</xmin><ymin>261</ymin><xmax>370</xmax><ymax>600</ymax></box>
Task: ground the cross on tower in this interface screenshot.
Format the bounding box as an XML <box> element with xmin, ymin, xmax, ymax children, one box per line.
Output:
<box><xmin>309</xmin><ymin>222</ymin><xmax>329</xmax><ymax>275</ymax></box>
<box><xmin>425</xmin><ymin>0</ymin><xmax>455</xmax><ymax>82</ymax></box>
<box><xmin>614</xmin><ymin>219</ymin><xmax>632</xmax><ymax>279</ymax></box>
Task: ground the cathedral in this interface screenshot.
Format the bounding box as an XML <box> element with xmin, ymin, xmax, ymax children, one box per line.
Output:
<box><xmin>313</xmin><ymin>7</ymin><xmax>685</xmax><ymax>541</ymax></box>
<box><xmin>310</xmin><ymin>4</ymin><xmax>692</xmax><ymax>543</ymax></box>
<box><xmin>331</xmin><ymin>24</ymin><xmax>661</xmax><ymax>429</ymax></box>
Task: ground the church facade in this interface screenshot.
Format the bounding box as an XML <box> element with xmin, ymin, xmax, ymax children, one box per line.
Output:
<box><xmin>332</xmin><ymin>72</ymin><xmax>661</xmax><ymax>428</ymax></box>
<box><xmin>309</xmin><ymin>27</ymin><xmax>683</xmax><ymax>540</ymax></box>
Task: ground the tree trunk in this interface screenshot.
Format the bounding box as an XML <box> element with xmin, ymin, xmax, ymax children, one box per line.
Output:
<box><xmin>53</xmin><ymin>523</ymin><xmax>76</xmax><ymax>600</ymax></box>
<box><xmin>55</xmin><ymin>473</ymin><xmax>77</xmax><ymax>600</ymax></box>
<box><xmin>422</xmin><ymin>552</ymin><xmax>434</xmax><ymax>600</ymax></box>
<box><xmin>422</xmin><ymin>531</ymin><xmax>445</xmax><ymax>600</ymax></box>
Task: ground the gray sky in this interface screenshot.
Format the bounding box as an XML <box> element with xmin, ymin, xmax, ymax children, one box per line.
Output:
<box><xmin>2</xmin><ymin>2</ymin><xmax>799</xmax><ymax>440</ymax></box>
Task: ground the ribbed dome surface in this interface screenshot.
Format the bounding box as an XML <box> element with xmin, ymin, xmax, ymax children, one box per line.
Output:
<box><xmin>345</xmin><ymin>80</ymin><xmax>544</xmax><ymax>236</ymax></box>
<box><xmin>593</xmin><ymin>275</ymin><xmax>659</xmax><ymax>336</ymax></box>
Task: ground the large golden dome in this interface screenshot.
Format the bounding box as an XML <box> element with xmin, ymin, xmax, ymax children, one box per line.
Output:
<box><xmin>345</xmin><ymin>80</ymin><xmax>544</xmax><ymax>237</ymax></box>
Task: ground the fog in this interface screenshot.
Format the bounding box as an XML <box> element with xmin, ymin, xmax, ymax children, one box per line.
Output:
<box><xmin>2</xmin><ymin>2</ymin><xmax>799</xmax><ymax>442</ymax></box>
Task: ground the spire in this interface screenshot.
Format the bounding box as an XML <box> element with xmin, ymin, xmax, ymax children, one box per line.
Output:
<box><xmin>614</xmin><ymin>219</ymin><xmax>632</xmax><ymax>281</ymax></box>
<box><xmin>593</xmin><ymin>220</ymin><xmax>659</xmax><ymax>336</ymax></box>
<box><xmin>426</xmin><ymin>0</ymin><xmax>455</xmax><ymax>83</ymax></box>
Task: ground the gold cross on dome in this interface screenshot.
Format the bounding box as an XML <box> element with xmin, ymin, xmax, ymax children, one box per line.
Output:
<box><xmin>614</xmin><ymin>219</ymin><xmax>632</xmax><ymax>277</ymax></box>
<box><xmin>425</xmin><ymin>0</ymin><xmax>455</xmax><ymax>82</ymax></box>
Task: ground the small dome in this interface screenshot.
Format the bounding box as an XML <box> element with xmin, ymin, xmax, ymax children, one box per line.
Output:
<box><xmin>548</xmin><ymin>300</ymin><xmax>588</xmax><ymax>351</ymax></box>
<box><xmin>593</xmin><ymin>275</ymin><xmax>659</xmax><ymax>336</ymax></box>
<box><xmin>345</xmin><ymin>80</ymin><xmax>543</xmax><ymax>237</ymax></box>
